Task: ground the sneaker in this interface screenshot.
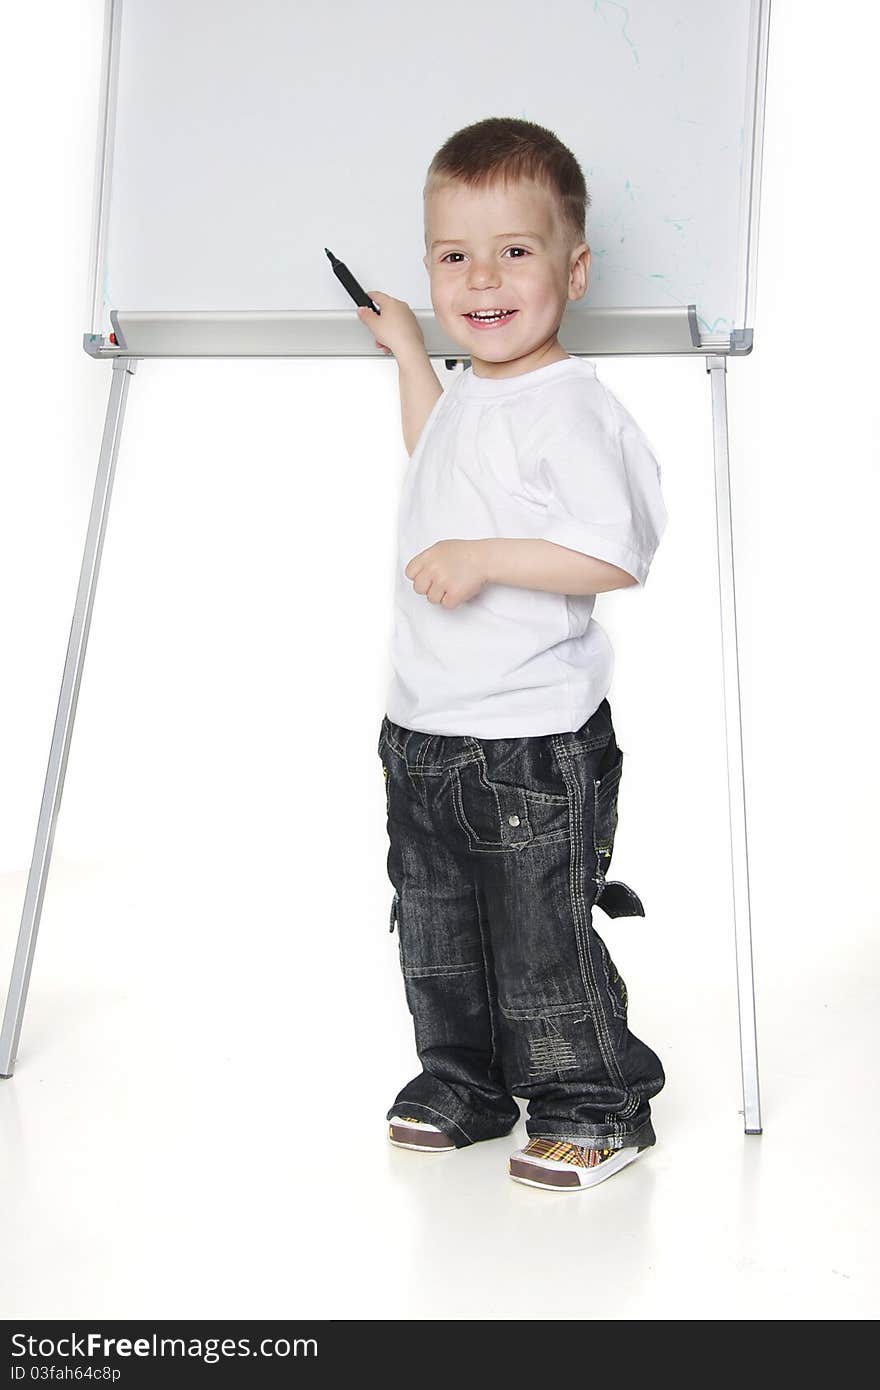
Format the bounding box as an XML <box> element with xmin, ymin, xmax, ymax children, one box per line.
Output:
<box><xmin>508</xmin><ymin>1136</ymin><xmax>647</xmax><ymax>1190</ymax></box>
<box><xmin>388</xmin><ymin>1114</ymin><xmax>456</xmax><ymax>1152</ymax></box>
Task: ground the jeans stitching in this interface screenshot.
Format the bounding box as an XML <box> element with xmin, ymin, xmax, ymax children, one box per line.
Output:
<box><xmin>414</xmin><ymin>732</ymin><xmax>430</xmax><ymax>776</ymax></box>
<box><xmin>550</xmin><ymin>734</ymin><xmax>627</xmax><ymax>1143</ymax></box>
<box><xmin>473</xmin><ymin>881</ymin><xmax>501</xmax><ymax>1081</ymax></box>
<box><xmin>527</xmin><ymin>1020</ymin><xmax>579</xmax><ymax>1079</ymax></box>
<box><xmin>474</xmin><ymin>748</ymin><xmax>504</xmax><ymax>838</ymax></box>
<box><xmin>402</xmin><ymin>962</ymin><xmax>484</xmax><ymax>978</ymax></box>
<box><xmin>619</xmin><ymin>1093</ymin><xmax>640</xmax><ymax>1120</ymax></box>
<box><xmin>449</xmin><ymin>767</ymin><xmax>510</xmax><ymax>856</ymax></box>
<box><xmin>598</xmin><ymin>934</ymin><xmax>628</xmax><ymax>1022</ymax></box>
<box><xmin>499</xmin><ymin>1001</ymin><xmax>591</xmax><ymax>1021</ymax></box>
<box><xmin>592</xmin><ymin>759</ymin><xmax>622</xmax><ymax>887</ymax></box>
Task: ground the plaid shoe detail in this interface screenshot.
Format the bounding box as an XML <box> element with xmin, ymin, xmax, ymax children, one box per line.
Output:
<box><xmin>519</xmin><ymin>1137</ymin><xmax>613</xmax><ymax>1168</ymax></box>
<box><xmin>509</xmin><ymin>1135</ymin><xmax>646</xmax><ymax>1190</ymax></box>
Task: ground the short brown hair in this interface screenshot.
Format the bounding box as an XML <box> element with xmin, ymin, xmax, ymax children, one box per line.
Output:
<box><xmin>424</xmin><ymin>116</ymin><xmax>590</xmax><ymax>250</ymax></box>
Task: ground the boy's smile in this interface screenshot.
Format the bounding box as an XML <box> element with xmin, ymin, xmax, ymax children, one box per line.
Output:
<box><xmin>423</xmin><ymin>177</ymin><xmax>590</xmax><ymax>379</ymax></box>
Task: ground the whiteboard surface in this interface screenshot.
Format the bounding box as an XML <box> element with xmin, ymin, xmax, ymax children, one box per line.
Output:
<box><xmin>90</xmin><ymin>0</ymin><xmax>767</xmax><ymax>352</ymax></box>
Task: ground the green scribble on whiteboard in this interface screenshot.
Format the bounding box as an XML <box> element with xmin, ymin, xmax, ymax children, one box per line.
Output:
<box><xmin>593</xmin><ymin>0</ymin><xmax>640</xmax><ymax>66</ymax></box>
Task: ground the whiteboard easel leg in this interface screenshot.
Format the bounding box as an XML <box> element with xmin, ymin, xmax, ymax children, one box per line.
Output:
<box><xmin>0</xmin><ymin>356</ymin><xmax>137</xmax><ymax>1078</ymax></box>
<box><xmin>706</xmin><ymin>354</ymin><xmax>762</xmax><ymax>1134</ymax></box>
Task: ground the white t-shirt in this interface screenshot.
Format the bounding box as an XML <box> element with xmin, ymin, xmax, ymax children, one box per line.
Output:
<box><xmin>384</xmin><ymin>355</ymin><xmax>667</xmax><ymax>738</ymax></box>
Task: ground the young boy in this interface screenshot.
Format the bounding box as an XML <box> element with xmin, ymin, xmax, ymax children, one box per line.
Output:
<box><xmin>357</xmin><ymin>117</ymin><xmax>667</xmax><ymax>1192</ymax></box>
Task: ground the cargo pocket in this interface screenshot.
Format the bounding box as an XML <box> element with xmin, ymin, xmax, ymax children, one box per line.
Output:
<box><xmin>597</xmin><ymin>934</ymin><xmax>629</xmax><ymax>1021</ymax></box>
<box><xmin>592</xmin><ymin>752</ymin><xmax>623</xmax><ymax>881</ymax></box>
<box><xmin>451</xmin><ymin>759</ymin><xmax>570</xmax><ymax>853</ymax></box>
<box><xmin>591</xmin><ymin>750</ymin><xmax>646</xmax><ymax>919</ymax></box>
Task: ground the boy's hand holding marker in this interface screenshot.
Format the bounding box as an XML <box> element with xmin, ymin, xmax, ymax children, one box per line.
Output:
<box><xmin>355</xmin><ymin>290</ymin><xmax>426</xmax><ymax>362</ymax></box>
<box><xmin>324</xmin><ymin>248</ymin><xmax>425</xmax><ymax>362</ymax></box>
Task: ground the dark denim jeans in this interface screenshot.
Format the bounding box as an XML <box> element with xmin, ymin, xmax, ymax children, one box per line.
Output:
<box><xmin>377</xmin><ymin>698</ymin><xmax>664</xmax><ymax>1152</ymax></box>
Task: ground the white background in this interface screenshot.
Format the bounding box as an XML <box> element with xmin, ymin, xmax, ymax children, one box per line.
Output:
<box><xmin>0</xmin><ymin>1</ymin><xmax>877</xmax><ymax>1320</ymax></box>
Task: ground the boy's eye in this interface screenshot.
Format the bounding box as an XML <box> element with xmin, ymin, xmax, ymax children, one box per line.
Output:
<box><xmin>439</xmin><ymin>247</ymin><xmax>530</xmax><ymax>263</ymax></box>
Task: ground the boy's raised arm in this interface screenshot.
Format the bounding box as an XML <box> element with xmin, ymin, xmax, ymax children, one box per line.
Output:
<box><xmin>356</xmin><ymin>290</ymin><xmax>444</xmax><ymax>455</ymax></box>
<box><xmin>395</xmin><ymin>350</ymin><xmax>444</xmax><ymax>456</ymax></box>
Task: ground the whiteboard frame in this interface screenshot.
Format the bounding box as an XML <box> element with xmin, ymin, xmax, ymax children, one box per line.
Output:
<box><xmin>737</xmin><ymin>0</ymin><xmax>772</xmax><ymax>336</ymax></box>
<box><xmin>83</xmin><ymin>305</ymin><xmax>704</xmax><ymax>359</ymax></box>
<box><xmin>85</xmin><ymin>0</ymin><xmax>120</xmax><ymax>342</ymax></box>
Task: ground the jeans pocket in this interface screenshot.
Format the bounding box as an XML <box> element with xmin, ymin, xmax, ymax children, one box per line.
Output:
<box><xmin>452</xmin><ymin>760</ymin><xmax>570</xmax><ymax>852</ymax></box>
<box><xmin>592</xmin><ymin>750</ymin><xmax>623</xmax><ymax>881</ymax></box>
<box><xmin>379</xmin><ymin>724</ymin><xmax>394</xmax><ymax>818</ymax></box>
<box><xmin>377</xmin><ymin>714</ymin><xmax>391</xmax><ymax>760</ymax></box>
<box><xmin>597</xmin><ymin>933</ymin><xmax>628</xmax><ymax>1021</ymax></box>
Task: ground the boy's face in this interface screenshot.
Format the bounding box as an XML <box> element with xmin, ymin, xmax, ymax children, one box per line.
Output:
<box><xmin>423</xmin><ymin>177</ymin><xmax>590</xmax><ymax>378</ymax></box>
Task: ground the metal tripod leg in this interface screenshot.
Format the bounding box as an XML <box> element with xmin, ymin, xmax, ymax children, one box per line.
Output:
<box><xmin>706</xmin><ymin>354</ymin><xmax>762</xmax><ymax>1134</ymax></box>
<box><xmin>0</xmin><ymin>356</ymin><xmax>137</xmax><ymax>1078</ymax></box>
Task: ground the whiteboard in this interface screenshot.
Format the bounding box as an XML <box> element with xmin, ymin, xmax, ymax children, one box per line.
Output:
<box><xmin>87</xmin><ymin>0</ymin><xmax>770</xmax><ymax>355</ymax></box>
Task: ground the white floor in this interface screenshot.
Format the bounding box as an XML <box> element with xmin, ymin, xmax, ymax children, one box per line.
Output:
<box><xmin>1</xmin><ymin>847</ymin><xmax>876</xmax><ymax>1321</ymax></box>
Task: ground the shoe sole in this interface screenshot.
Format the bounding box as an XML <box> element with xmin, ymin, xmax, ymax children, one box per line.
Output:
<box><xmin>509</xmin><ymin>1144</ymin><xmax>646</xmax><ymax>1190</ymax></box>
<box><xmin>388</xmin><ymin>1122</ymin><xmax>456</xmax><ymax>1152</ymax></box>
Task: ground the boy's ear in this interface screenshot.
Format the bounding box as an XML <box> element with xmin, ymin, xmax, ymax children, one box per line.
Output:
<box><xmin>570</xmin><ymin>243</ymin><xmax>591</xmax><ymax>300</ymax></box>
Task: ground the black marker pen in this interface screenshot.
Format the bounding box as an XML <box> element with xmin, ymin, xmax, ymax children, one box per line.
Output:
<box><xmin>324</xmin><ymin>248</ymin><xmax>380</xmax><ymax>313</ymax></box>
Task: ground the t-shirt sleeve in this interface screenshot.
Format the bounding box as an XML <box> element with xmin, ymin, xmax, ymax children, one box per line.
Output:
<box><xmin>527</xmin><ymin>384</ymin><xmax>668</xmax><ymax>586</ymax></box>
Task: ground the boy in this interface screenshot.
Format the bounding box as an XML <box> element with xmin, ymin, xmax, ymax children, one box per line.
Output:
<box><xmin>357</xmin><ymin>117</ymin><xmax>667</xmax><ymax>1191</ymax></box>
